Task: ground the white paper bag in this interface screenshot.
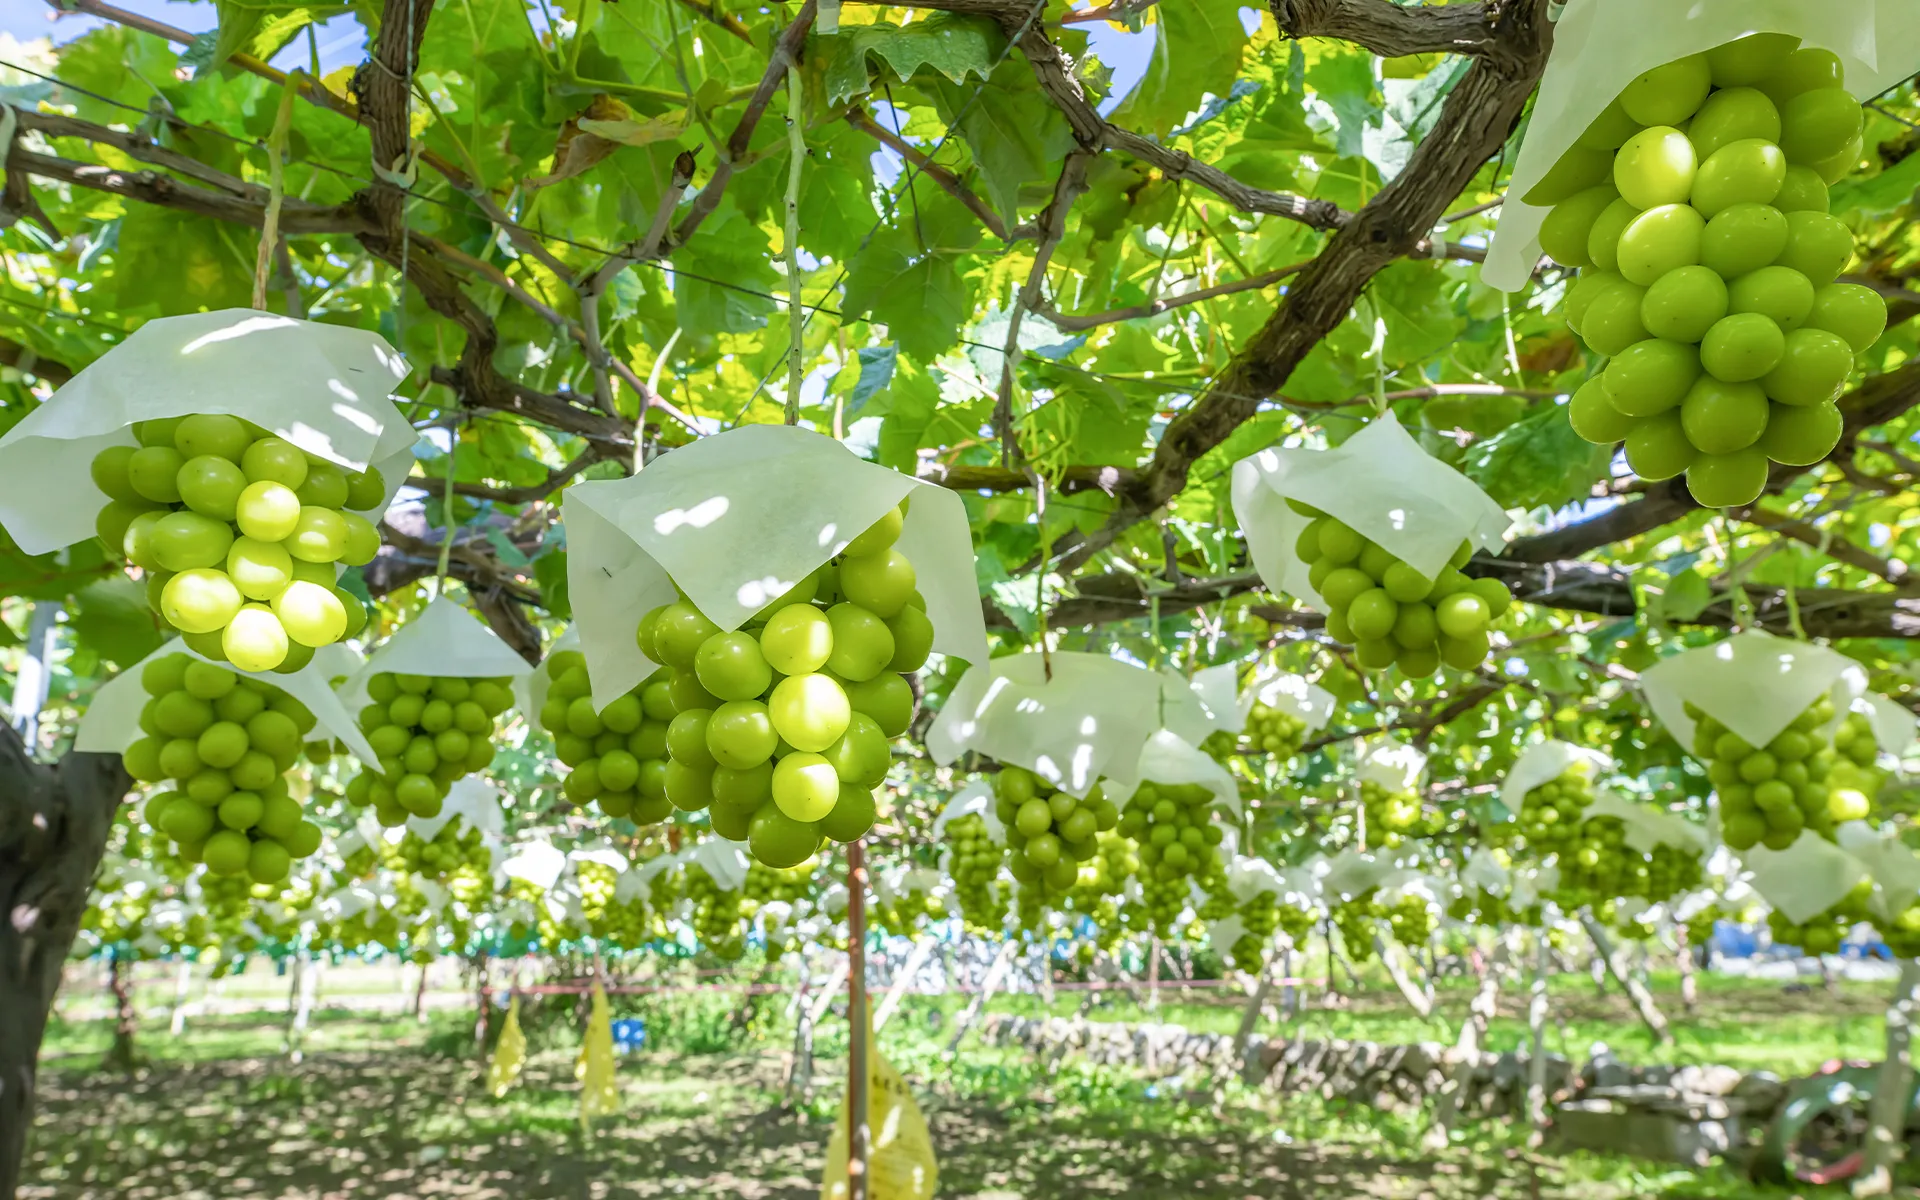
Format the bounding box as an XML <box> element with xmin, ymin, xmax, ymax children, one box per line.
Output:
<box><xmin>0</xmin><ymin>310</ymin><xmax>416</xmax><ymax>553</ymax></box>
<box><xmin>346</xmin><ymin>597</ymin><xmax>534</xmax><ymax>710</ymax></box>
<box><xmin>74</xmin><ymin>636</ymin><xmax>380</xmax><ymax>768</ymax></box>
<box><xmin>925</xmin><ymin>650</ymin><xmax>1212</xmax><ymax>798</ymax></box>
<box><xmin>1188</xmin><ymin>664</ymin><xmax>1243</xmax><ymax>733</ymax></box>
<box><xmin>931</xmin><ymin>779</ymin><xmax>1004</xmax><ymax>842</ymax></box>
<box><xmin>1641</xmin><ymin>631</ymin><xmax>1861</xmax><ymax>751</ymax></box>
<box><xmin>1857</xmin><ymin>693</ymin><xmax>1919</xmax><ymax>760</ymax></box>
<box><xmin>1242</xmin><ymin>665</ymin><xmax>1336</xmax><ymax>734</ymax></box>
<box><xmin>1836</xmin><ymin>822</ymin><xmax>1920</xmax><ymax>920</ymax></box>
<box><xmin>1207</xmin><ymin>914</ymin><xmax>1248</xmax><ymax>959</ymax></box>
<box><xmin>1131</xmin><ymin>729</ymin><xmax>1242</xmax><ymax>817</ymax></box>
<box><xmin>1586</xmin><ymin>791</ymin><xmax>1709</xmax><ymax>854</ymax></box>
<box><xmin>501</xmin><ymin>840</ymin><xmax>568</xmax><ymax>892</ymax></box>
<box><xmin>1742</xmin><ymin>832</ymin><xmax>1869</xmax><ymax>924</ymax></box>
<box><xmin>1231</xmin><ymin>413</ymin><xmax>1511</xmax><ymax>607</ymax></box>
<box><xmin>1356</xmin><ymin>740</ymin><xmax>1427</xmax><ymax>793</ymax></box>
<box><xmin>1462</xmin><ymin>848</ymin><xmax>1512</xmax><ymax>895</ymax></box>
<box><xmin>1322</xmin><ymin>849</ymin><xmax>1395</xmax><ymax>900</ymax></box>
<box><xmin>562</xmin><ymin>424</ymin><xmax>990</xmax><ymax>712</ymax></box>
<box><xmin>690</xmin><ymin>839</ymin><xmax>751</xmax><ymax>891</ymax></box>
<box><xmin>517</xmin><ymin>625</ymin><xmax>579</xmax><ymax>721</ymax></box>
<box><xmin>1483</xmin><ymin>0</ymin><xmax>1920</xmax><ymax>292</ymax></box>
<box><xmin>406</xmin><ymin>776</ymin><xmax>504</xmax><ymax>843</ymax></box>
<box><xmin>1499</xmin><ymin>740</ymin><xmax>1612</xmax><ymax>815</ymax></box>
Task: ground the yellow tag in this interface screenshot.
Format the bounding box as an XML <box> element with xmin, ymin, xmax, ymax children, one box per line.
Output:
<box><xmin>486</xmin><ymin>994</ymin><xmax>527</xmax><ymax>1099</ymax></box>
<box><xmin>820</xmin><ymin>1013</ymin><xmax>937</xmax><ymax>1200</ymax></box>
<box><xmin>577</xmin><ymin>983</ymin><xmax>620</xmax><ymax>1128</ymax></box>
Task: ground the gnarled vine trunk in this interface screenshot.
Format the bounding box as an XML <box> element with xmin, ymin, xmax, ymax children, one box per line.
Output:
<box><xmin>0</xmin><ymin>724</ymin><xmax>130</xmax><ymax>1199</ymax></box>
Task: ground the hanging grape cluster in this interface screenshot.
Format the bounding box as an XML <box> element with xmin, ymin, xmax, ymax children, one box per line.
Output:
<box><xmin>1495</xmin><ymin>767</ymin><xmax>1596</xmax><ymax>859</ymax></box>
<box><xmin>536</xmin><ymin>650</ymin><xmax>672</xmax><ymax>824</ymax></box>
<box><xmin>1228</xmin><ymin>890</ymin><xmax>1279</xmax><ymax>973</ymax></box>
<box><xmin>395</xmin><ymin>820</ymin><xmax>492</xmax><ymax>911</ymax></box>
<box><xmin>346</xmin><ymin>673</ymin><xmax>512</xmax><ymax>826</ymax></box>
<box><xmin>638</xmin><ymin>503</ymin><xmax>922</xmax><ymax>866</ymax></box>
<box><xmin>1334</xmin><ymin>889</ymin><xmax>1435</xmax><ymax>961</ymax></box>
<box><xmin>92</xmin><ymin>416</ymin><xmax>381</xmax><ymax>671</ymax></box>
<box><xmin>1542</xmin><ymin>36</ymin><xmax>1888</xmax><ymax>507</ymax></box>
<box><xmin>1291</xmin><ymin>502</ymin><xmax>1513</xmax><ymax>676</ymax></box>
<box><xmin>1689</xmin><ymin>695</ymin><xmax>1845</xmax><ymax>851</ymax></box>
<box><xmin>1448</xmin><ymin>884</ymin><xmax>1542</xmax><ymax>927</ymax></box>
<box><xmin>1119</xmin><ymin>780</ymin><xmax>1225</xmax><ymax>885</ymax></box>
<box><xmin>944</xmin><ymin>812</ymin><xmax>1007</xmax><ymax>933</ymax></box>
<box><xmin>1244</xmin><ymin>701</ymin><xmax>1308</xmax><ymax>759</ymax></box>
<box><xmin>1360</xmin><ymin>778</ymin><xmax>1435</xmax><ymax>846</ymax></box>
<box><xmin>123</xmin><ymin>654</ymin><xmax>323</xmax><ymax>885</ymax></box>
<box><xmin>1768</xmin><ymin>879</ymin><xmax>1872</xmax><ymax>955</ymax></box>
<box><xmin>684</xmin><ymin>864</ymin><xmax>749</xmax><ymax>960</ymax></box>
<box><xmin>996</xmin><ymin>767</ymin><xmax>1116</xmax><ymax>906</ymax></box>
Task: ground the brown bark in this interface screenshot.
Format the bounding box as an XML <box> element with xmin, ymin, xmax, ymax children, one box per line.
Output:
<box><xmin>0</xmin><ymin>724</ymin><xmax>131</xmax><ymax>1197</ymax></box>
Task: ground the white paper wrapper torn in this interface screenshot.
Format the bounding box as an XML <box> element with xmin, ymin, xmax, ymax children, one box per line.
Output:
<box><xmin>1231</xmin><ymin>413</ymin><xmax>1511</xmax><ymax>606</ymax></box>
<box><xmin>931</xmin><ymin>779</ymin><xmax>1004</xmax><ymax>842</ymax></box>
<box><xmin>1483</xmin><ymin>0</ymin><xmax>1920</xmax><ymax>292</ymax></box>
<box><xmin>406</xmin><ymin>776</ymin><xmax>505</xmax><ymax>843</ymax></box>
<box><xmin>1131</xmin><ymin>729</ymin><xmax>1242</xmax><ymax>818</ymax></box>
<box><xmin>562</xmin><ymin>424</ymin><xmax>990</xmax><ymax>712</ymax></box>
<box><xmin>1356</xmin><ymin>740</ymin><xmax>1427</xmax><ymax>793</ymax></box>
<box><xmin>345</xmin><ymin>597</ymin><xmax>534</xmax><ymax>711</ymax></box>
<box><xmin>75</xmin><ymin>636</ymin><xmax>380</xmax><ymax>768</ymax></box>
<box><xmin>1322</xmin><ymin>850</ymin><xmax>1395</xmax><ymax>901</ymax></box>
<box><xmin>570</xmin><ymin>843</ymin><xmax>631</xmax><ymax>875</ymax></box>
<box><xmin>1587</xmin><ymin>791</ymin><xmax>1709</xmax><ymax>854</ymax></box>
<box><xmin>1837</xmin><ymin>822</ymin><xmax>1920</xmax><ymax>920</ymax></box>
<box><xmin>1242</xmin><ymin>665</ymin><xmax>1336</xmax><ymax>734</ymax></box>
<box><xmin>1227</xmin><ymin>854</ymin><xmax>1286</xmax><ymax>903</ymax></box>
<box><xmin>1499</xmin><ymin>740</ymin><xmax>1613</xmax><ymax>817</ymax></box>
<box><xmin>1642</xmin><ymin>631</ymin><xmax>1862</xmax><ymax>751</ymax></box>
<box><xmin>1188</xmin><ymin>664</ymin><xmax>1242</xmax><ymax>734</ymax></box>
<box><xmin>1742</xmin><ymin>832</ymin><xmax>1869</xmax><ymax>925</ymax></box>
<box><xmin>501</xmin><ymin>840</ymin><xmax>567</xmax><ymax>892</ymax></box>
<box><xmin>1280</xmin><ymin>858</ymin><xmax>1329</xmax><ymax>911</ymax></box>
<box><xmin>1857</xmin><ymin>693</ymin><xmax>1919</xmax><ymax>760</ymax></box>
<box><xmin>0</xmin><ymin>310</ymin><xmax>415</xmax><ymax>554</ymax></box>
<box><xmin>1462</xmin><ymin>848</ymin><xmax>1512</xmax><ymax>896</ymax></box>
<box><xmin>690</xmin><ymin>839</ymin><xmax>751</xmax><ymax>892</ymax></box>
<box><xmin>925</xmin><ymin>650</ymin><xmax>1212</xmax><ymax>798</ymax></box>
<box><xmin>1207</xmin><ymin>914</ymin><xmax>1248</xmax><ymax>960</ymax></box>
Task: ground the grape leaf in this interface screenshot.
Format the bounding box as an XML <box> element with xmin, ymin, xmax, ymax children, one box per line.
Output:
<box><xmin>820</xmin><ymin>13</ymin><xmax>1003</xmax><ymax>106</ymax></box>
<box><xmin>1113</xmin><ymin>0</ymin><xmax>1249</xmax><ymax>138</ymax></box>
<box><xmin>841</xmin><ymin>244</ymin><xmax>968</xmax><ymax>363</ymax></box>
<box><xmin>1462</xmin><ymin>404</ymin><xmax>1610</xmax><ymax>512</ymax></box>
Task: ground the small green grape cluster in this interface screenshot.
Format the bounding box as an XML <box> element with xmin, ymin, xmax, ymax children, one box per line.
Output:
<box><xmin>944</xmin><ymin>812</ymin><xmax>1007</xmax><ymax>932</ymax></box>
<box><xmin>395</xmin><ymin>819</ymin><xmax>488</xmax><ymax>881</ymax></box>
<box><xmin>1768</xmin><ymin>879</ymin><xmax>1871</xmax><ymax>955</ymax></box>
<box><xmin>123</xmin><ymin>654</ymin><xmax>322</xmax><ymax>885</ymax></box>
<box><xmin>91</xmin><ymin>415</ymin><xmax>382</xmax><ymax>672</ymax></box>
<box><xmin>347</xmin><ymin>673</ymin><xmax>512</xmax><ymax>826</ymax></box>
<box><xmin>1544</xmin><ymin>36</ymin><xmax>1885</xmax><ymax>507</ymax></box>
<box><xmin>1118</xmin><ymin>780</ymin><xmax>1224</xmax><ymax>884</ymax></box>
<box><xmin>1291</xmin><ymin>500</ymin><xmax>1514</xmax><ymax>676</ymax></box>
<box><xmin>1332</xmin><ymin>894</ymin><xmax>1382</xmax><ymax>962</ymax></box>
<box><xmin>638</xmin><ymin>505</ymin><xmax>922</xmax><ymax>868</ymax></box>
<box><xmin>1505</xmin><ymin>768</ymin><xmax>1596</xmax><ymax>859</ymax></box>
<box><xmin>1229</xmin><ymin>890</ymin><xmax>1280</xmax><ymax>973</ymax></box>
<box><xmin>1827</xmin><ymin>711</ymin><xmax>1882</xmax><ymax>822</ymax></box>
<box><xmin>1276</xmin><ymin>899</ymin><xmax>1318</xmax><ymax>947</ymax></box>
<box><xmin>1684</xmin><ymin>908</ymin><xmax>1723</xmax><ymax>951</ymax></box>
<box><xmin>1878</xmin><ymin>901</ymin><xmax>1920</xmax><ymax>959</ymax></box>
<box><xmin>536</xmin><ymin>650</ymin><xmax>673</xmax><ymax>824</ymax></box>
<box><xmin>1361</xmin><ymin>779</ymin><xmax>1434</xmax><ymax>847</ymax></box>
<box><xmin>872</xmin><ymin>882</ymin><xmax>938</xmax><ymax>936</ymax></box>
<box><xmin>505</xmin><ymin>876</ymin><xmax>575</xmax><ymax>947</ymax></box>
<box><xmin>1643</xmin><ymin>841</ymin><xmax>1705</xmax><ymax>904</ymax></box>
<box><xmin>1448</xmin><ymin>886</ymin><xmax>1542</xmax><ymax>927</ymax></box>
<box><xmin>997</xmin><ymin>767</ymin><xmax>1118</xmax><ymax>900</ymax></box>
<box><xmin>684</xmin><ymin>864</ymin><xmax>748</xmax><ymax>960</ymax></box>
<box><xmin>1335</xmin><ymin>889</ymin><xmax>1435</xmax><ymax>960</ymax></box>
<box><xmin>1550</xmin><ymin>815</ymin><xmax>1633</xmax><ymax>908</ymax></box>
<box><xmin>744</xmin><ymin>856</ymin><xmax>816</xmax><ymax>908</ymax></box>
<box><xmin>1244</xmin><ymin>702</ymin><xmax>1307</xmax><ymax>759</ymax></box>
<box><xmin>1074</xmin><ymin>833</ymin><xmax>1137</xmax><ymax>901</ymax></box>
<box><xmin>575</xmin><ymin>860</ymin><xmax>651</xmax><ymax>947</ymax></box>
<box><xmin>1689</xmin><ymin>696</ymin><xmax>1842</xmax><ymax>850</ymax></box>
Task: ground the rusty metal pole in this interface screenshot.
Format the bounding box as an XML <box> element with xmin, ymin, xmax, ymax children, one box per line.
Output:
<box><xmin>846</xmin><ymin>839</ymin><xmax>870</xmax><ymax>1200</ymax></box>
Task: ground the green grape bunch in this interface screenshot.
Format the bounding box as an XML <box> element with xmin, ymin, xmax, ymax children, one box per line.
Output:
<box><xmin>637</xmin><ymin>502</ymin><xmax>925</xmax><ymax>867</ymax></box>
<box><xmin>536</xmin><ymin>649</ymin><xmax>673</xmax><ymax>825</ymax></box>
<box><xmin>1118</xmin><ymin>780</ymin><xmax>1224</xmax><ymax>885</ymax></box>
<box><xmin>1543</xmin><ymin>36</ymin><xmax>1887</xmax><ymax>508</ymax></box>
<box><xmin>346</xmin><ymin>672</ymin><xmax>512</xmax><ymax>826</ymax></box>
<box><xmin>394</xmin><ymin>818</ymin><xmax>492</xmax><ymax>908</ymax></box>
<box><xmin>684</xmin><ymin>864</ymin><xmax>748</xmax><ymax>960</ymax></box>
<box><xmin>1689</xmin><ymin>695</ymin><xmax>1841</xmax><ymax>850</ymax></box>
<box><xmin>943</xmin><ymin>812</ymin><xmax>1007</xmax><ymax>933</ymax></box>
<box><xmin>1507</xmin><ymin>768</ymin><xmax>1597</xmax><ymax>859</ymax></box>
<box><xmin>91</xmin><ymin>415</ymin><xmax>384</xmax><ymax>672</ymax></box>
<box><xmin>1551</xmin><ymin>815</ymin><xmax>1633</xmax><ymax>908</ymax></box>
<box><xmin>1826</xmin><ymin>710</ymin><xmax>1882</xmax><ymax>823</ymax></box>
<box><xmin>1769</xmin><ymin>878</ymin><xmax>1872</xmax><ymax>955</ymax></box>
<box><xmin>1361</xmin><ymin>779</ymin><xmax>1435</xmax><ymax>846</ymax></box>
<box><xmin>1229</xmin><ymin>890</ymin><xmax>1280</xmax><ymax>974</ymax></box>
<box><xmin>1290</xmin><ymin>500</ymin><xmax>1514</xmax><ymax>677</ymax></box>
<box><xmin>1332</xmin><ymin>893</ymin><xmax>1383</xmax><ymax>962</ymax></box>
<box><xmin>1245</xmin><ymin>701</ymin><xmax>1308</xmax><ymax>758</ymax></box>
<box><xmin>122</xmin><ymin>653</ymin><xmax>324</xmax><ymax>886</ymax></box>
<box><xmin>996</xmin><ymin>766</ymin><xmax>1118</xmax><ymax>905</ymax></box>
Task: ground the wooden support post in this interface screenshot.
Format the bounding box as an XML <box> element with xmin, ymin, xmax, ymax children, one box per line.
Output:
<box><xmin>1675</xmin><ymin>924</ymin><xmax>1698</xmax><ymax>1016</ymax></box>
<box><xmin>1374</xmin><ymin>931</ymin><xmax>1435</xmax><ymax>1019</ymax></box>
<box><xmin>1232</xmin><ymin>952</ymin><xmax>1278</xmax><ymax>1065</ymax></box>
<box><xmin>946</xmin><ymin>939</ymin><xmax>1018</xmax><ymax>1058</ymax></box>
<box><xmin>1280</xmin><ymin>947</ymin><xmax>1299</xmax><ymax>1021</ymax></box>
<box><xmin>1527</xmin><ymin>930</ymin><xmax>1550</xmax><ymax>1147</ymax></box>
<box><xmin>1426</xmin><ymin>934</ymin><xmax>1507</xmax><ymax>1150</ymax></box>
<box><xmin>170</xmin><ymin>958</ymin><xmax>192</xmax><ymax>1036</ymax></box>
<box><xmin>873</xmin><ymin>937</ymin><xmax>935</xmax><ymax>1034</ymax></box>
<box><xmin>1581</xmin><ymin>914</ymin><xmax>1671</xmax><ymax>1045</ymax></box>
<box><xmin>846</xmin><ymin>840</ymin><xmax>870</xmax><ymax>1200</ymax></box>
<box><xmin>1855</xmin><ymin>958</ymin><xmax>1920</xmax><ymax>1197</ymax></box>
<box><xmin>1147</xmin><ymin>936</ymin><xmax>1161</xmax><ymax>1012</ymax></box>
